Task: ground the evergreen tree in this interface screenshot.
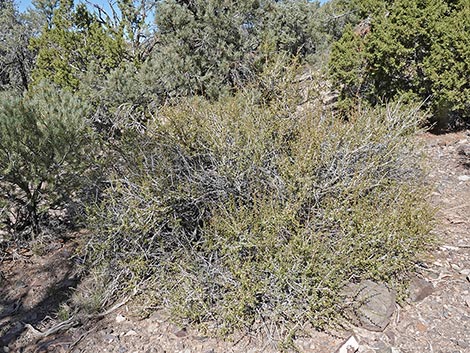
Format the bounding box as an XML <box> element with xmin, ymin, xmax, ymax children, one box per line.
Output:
<box><xmin>0</xmin><ymin>82</ymin><xmax>92</xmax><ymax>236</ymax></box>
<box><xmin>329</xmin><ymin>0</ymin><xmax>470</xmax><ymax>126</ymax></box>
<box><xmin>31</xmin><ymin>0</ymin><xmax>127</xmax><ymax>90</ymax></box>
<box><xmin>145</xmin><ymin>0</ymin><xmax>330</xmax><ymax>100</ymax></box>
<box><xmin>0</xmin><ymin>0</ymin><xmax>35</xmax><ymax>91</ymax></box>
<box><xmin>424</xmin><ymin>0</ymin><xmax>470</xmax><ymax>123</ymax></box>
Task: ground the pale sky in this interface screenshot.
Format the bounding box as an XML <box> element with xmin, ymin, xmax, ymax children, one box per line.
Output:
<box><xmin>18</xmin><ymin>0</ymin><xmax>118</xmax><ymax>13</ymax></box>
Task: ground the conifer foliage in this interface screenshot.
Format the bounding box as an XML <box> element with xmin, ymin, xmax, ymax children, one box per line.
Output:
<box><xmin>0</xmin><ymin>0</ymin><xmax>35</xmax><ymax>91</ymax></box>
<box><xmin>0</xmin><ymin>82</ymin><xmax>92</xmax><ymax>236</ymax></box>
<box><xmin>330</xmin><ymin>0</ymin><xmax>470</xmax><ymax>127</ymax></box>
<box><xmin>30</xmin><ymin>0</ymin><xmax>132</xmax><ymax>90</ymax></box>
<box><xmin>145</xmin><ymin>0</ymin><xmax>329</xmax><ymax>100</ymax></box>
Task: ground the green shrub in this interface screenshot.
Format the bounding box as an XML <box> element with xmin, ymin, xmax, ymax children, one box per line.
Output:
<box><xmin>0</xmin><ymin>83</ymin><xmax>92</xmax><ymax>238</ymax></box>
<box><xmin>329</xmin><ymin>0</ymin><xmax>470</xmax><ymax>127</ymax></box>
<box><xmin>85</xmin><ymin>79</ymin><xmax>433</xmax><ymax>341</ymax></box>
<box><xmin>30</xmin><ymin>0</ymin><xmax>128</xmax><ymax>91</ymax></box>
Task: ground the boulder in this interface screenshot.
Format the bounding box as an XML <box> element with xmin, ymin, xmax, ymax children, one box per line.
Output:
<box><xmin>343</xmin><ymin>280</ymin><xmax>396</xmax><ymax>332</ymax></box>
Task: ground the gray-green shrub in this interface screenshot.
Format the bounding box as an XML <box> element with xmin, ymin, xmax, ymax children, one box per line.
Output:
<box><xmin>85</xmin><ymin>76</ymin><xmax>433</xmax><ymax>341</ymax></box>
<box><xmin>0</xmin><ymin>83</ymin><xmax>92</xmax><ymax>237</ymax></box>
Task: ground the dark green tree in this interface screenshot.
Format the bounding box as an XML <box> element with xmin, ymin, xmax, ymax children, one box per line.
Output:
<box><xmin>329</xmin><ymin>0</ymin><xmax>470</xmax><ymax>126</ymax></box>
<box><xmin>31</xmin><ymin>0</ymin><xmax>127</xmax><ymax>90</ymax></box>
<box><xmin>424</xmin><ymin>0</ymin><xmax>470</xmax><ymax>123</ymax></box>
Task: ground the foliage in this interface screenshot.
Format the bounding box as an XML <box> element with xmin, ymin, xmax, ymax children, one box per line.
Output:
<box><xmin>144</xmin><ymin>0</ymin><xmax>333</xmax><ymax>100</ymax></box>
<box><xmin>28</xmin><ymin>0</ymin><xmax>350</xmax><ymax>108</ymax></box>
<box><xmin>0</xmin><ymin>0</ymin><xmax>35</xmax><ymax>91</ymax></box>
<box><xmin>424</xmin><ymin>0</ymin><xmax>470</xmax><ymax>124</ymax></box>
<box><xmin>85</xmin><ymin>74</ymin><xmax>433</xmax><ymax>341</ymax></box>
<box><xmin>328</xmin><ymin>24</ymin><xmax>368</xmax><ymax>111</ymax></box>
<box><xmin>0</xmin><ymin>0</ymin><xmax>443</xmax><ymax>344</ymax></box>
<box><xmin>30</xmin><ymin>0</ymin><xmax>128</xmax><ymax>90</ymax></box>
<box><xmin>329</xmin><ymin>0</ymin><xmax>470</xmax><ymax>127</ymax></box>
<box><xmin>0</xmin><ymin>82</ymin><xmax>92</xmax><ymax>237</ymax></box>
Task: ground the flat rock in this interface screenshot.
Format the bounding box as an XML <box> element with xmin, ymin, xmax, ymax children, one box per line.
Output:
<box><xmin>173</xmin><ymin>327</ymin><xmax>188</xmax><ymax>338</ymax></box>
<box><xmin>408</xmin><ymin>276</ymin><xmax>434</xmax><ymax>302</ymax></box>
<box><xmin>460</xmin><ymin>268</ymin><xmax>470</xmax><ymax>276</ymax></box>
<box><xmin>456</xmin><ymin>144</ymin><xmax>470</xmax><ymax>156</ymax></box>
<box><xmin>336</xmin><ymin>334</ymin><xmax>359</xmax><ymax>353</ymax></box>
<box><xmin>376</xmin><ymin>347</ymin><xmax>401</xmax><ymax>353</ymax></box>
<box><xmin>344</xmin><ymin>280</ymin><xmax>396</xmax><ymax>332</ymax></box>
<box><xmin>124</xmin><ymin>330</ymin><xmax>137</xmax><ymax>337</ymax></box>
<box><xmin>116</xmin><ymin>314</ymin><xmax>126</xmax><ymax>323</ymax></box>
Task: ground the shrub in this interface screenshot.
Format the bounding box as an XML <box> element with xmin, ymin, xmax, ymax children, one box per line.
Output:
<box><xmin>329</xmin><ymin>0</ymin><xmax>470</xmax><ymax>128</ymax></box>
<box><xmin>0</xmin><ymin>83</ymin><xmax>92</xmax><ymax>238</ymax></box>
<box><xmin>30</xmin><ymin>0</ymin><xmax>129</xmax><ymax>91</ymax></box>
<box><xmin>85</xmin><ymin>77</ymin><xmax>433</xmax><ymax>342</ymax></box>
<box><xmin>143</xmin><ymin>0</ymin><xmax>334</xmax><ymax>101</ymax></box>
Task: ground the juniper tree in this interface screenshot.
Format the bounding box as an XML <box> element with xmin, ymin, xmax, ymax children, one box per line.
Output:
<box><xmin>30</xmin><ymin>0</ymin><xmax>128</xmax><ymax>90</ymax></box>
<box><xmin>329</xmin><ymin>0</ymin><xmax>470</xmax><ymax>126</ymax></box>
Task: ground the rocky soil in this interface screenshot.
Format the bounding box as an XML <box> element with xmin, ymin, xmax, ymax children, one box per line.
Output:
<box><xmin>1</xmin><ymin>130</ymin><xmax>469</xmax><ymax>353</ymax></box>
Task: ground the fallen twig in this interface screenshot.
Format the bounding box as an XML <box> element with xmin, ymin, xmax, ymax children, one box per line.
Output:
<box><xmin>24</xmin><ymin>317</ymin><xmax>78</xmax><ymax>338</ymax></box>
<box><xmin>67</xmin><ymin>328</ymin><xmax>94</xmax><ymax>353</ymax></box>
<box><xmin>87</xmin><ymin>292</ymin><xmax>134</xmax><ymax>320</ymax></box>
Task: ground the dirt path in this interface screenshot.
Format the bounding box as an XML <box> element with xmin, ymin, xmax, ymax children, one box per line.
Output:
<box><xmin>1</xmin><ymin>130</ymin><xmax>469</xmax><ymax>353</ymax></box>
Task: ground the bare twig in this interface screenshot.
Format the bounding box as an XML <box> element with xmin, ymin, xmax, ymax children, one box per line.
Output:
<box><xmin>24</xmin><ymin>317</ymin><xmax>78</xmax><ymax>338</ymax></box>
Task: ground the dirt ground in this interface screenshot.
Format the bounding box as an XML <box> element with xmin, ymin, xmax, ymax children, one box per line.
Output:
<box><xmin>1</xmin><ymin>130</ymin><xmax>469</xmax><ymax>353</ymax></box>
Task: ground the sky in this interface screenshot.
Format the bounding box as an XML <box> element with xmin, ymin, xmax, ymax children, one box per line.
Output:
<box><xmin>17</xmin><ymin>0</ymin><xmax>114</xmax><ymax>13</ymax></box>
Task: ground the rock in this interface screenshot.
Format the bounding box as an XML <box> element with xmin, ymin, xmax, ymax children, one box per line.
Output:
<box><xmin>146</xmin><ymin>322</ymin><xmax>160</xmax><ymax>334</ymax></box>
<box><xmin>124</xmin><ymin>330</ymin><xmax>137</xmax><ymax>337</ymax></box>
<box><xmin>116</xmin><ymin>314</ymin><xmax>126</xmax><ymax>323</ymax></box>
<box><xmin>193</xmin><ymin>335</ymin><xmax>208</xmax><ymax>341</ymax></box>
<box><xmin>344</xmin><ymin>280</ymin><xmax>396</xmax><ymax>332</ymax></box>
<box><xmin>457</xmin><ymin>175</ymin><xmax>470</xmax><ymax>182</ymax></box>
<box><xmin>460</xmin><ymin>268</ymin><xmax>470</xmax><ymax>276</ymax></box>
<box><xmin>336</xmin><ymin>334</ymin><xmax>359</xmax><ymax>353</ymax></box>
<box><xmin>408</xmin><ymin>276</ymin><xmax>434</xmax><ymax>302</ymax></box>
<box><xmin>103</xmin><ymin>334</ymin><xmax>118</xmax><ymax>342</ymax></box>
<box><xmin>384</xmin><ymin>330</ymin><xmax>396</xmax><ymax>345</ymax></box>
<box><xmin>441</xmin><ymin>245</ymin><xmax>460</xmax><ymax>251</ymax></box>
<box><xmin>416</xmin><ymin>321</ymin><xmax>427</xmax><ymax>333</ymax></box>
<box><xmin>173</xmin><ymin>327</ymin><xmax>188</xmax><ymax>338</ymax></box>
<box><xmin>377</xmin><ymin>348</ymin><xmax>400</xmax><ymax>353</ymax></box>
<box><xmin>457</xmin><ymin>144</ymin><xmax>470</xmax><ymax>156</ymax></box>
<box><xmin>456</xmin><ymin>339</ymin><xmax>469</xmax><ymax>348</ymax></box>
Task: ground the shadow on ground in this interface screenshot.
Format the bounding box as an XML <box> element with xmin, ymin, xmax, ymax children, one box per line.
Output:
<box><xmin>0</xmin><ymin>242</ymin><xmax>79</xmax><ymax>350</ymax></box>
